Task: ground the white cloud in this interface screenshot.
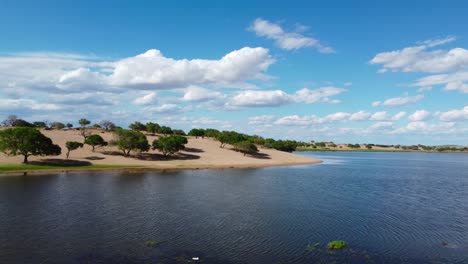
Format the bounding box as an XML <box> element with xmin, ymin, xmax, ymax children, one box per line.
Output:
<box><xmin>371</xmin><ymin>101</ymin><xmax>381</xmax><ymax>107</ymax></box>
<box><xmin>392</xmin><ymin>111</ymin><xmax>407</xmax><ymax>121</ymax></box>
<box><xmin>437</xmin><ymin>106</ymin><xmax>468</xmax><ymax>121</ymax></box>
<box><xmin>0</xmin><ymin>98</ymin><xmax>62</xmax><ymax>111</ymax></box>
<box><xmin>227</xmin><ymin>86</ymin><xmax>346</xmax><ymax>108</ymax></box>
<box><xmin>108</xmin><ymin>48</ymin><xmax>275</xmax><ymax>89</ymax></box>
<box><xmin>369</xmin><ymin>121</ymin><xmax>394</xmax><ymax>130</ymax></box>
<box><xmin>349</xmin><ymin>111</ymin><xmax>371</xmax><ymax>121</ymax></box>
<box><xmin>294</xmin><ymin>87</ymin><xmax>347</xmax><ymax>104</ymax></box>
<box><xmin>181</xmin><ymin>86</ymin><xmax>223</xmax><ymax>102</ymax></box>
<box><xmin>369</xmin><ymin>111</ymin><xmax>390</xmax><ymax>121</ymax></box>
<box><xmin>248</xmin><ymin>115</ymin><xmax>275</xmax><ymax>125</ymax></box>
<box><xmin>274</xmin><ymin>115</ymin><xmax>319</xmax><ymax>126</ymax></box>
<box><xmin>369</xmin><ymin>111</ymin><xmax>406</xmax><ymax>121</ymax></box>
<box><xmin>143</xmin><ymin>104</ymin><xmax>184</xmax><ymax>114</ymax></box>
<box><xmin>133</xmin><ymin>92</ymin><xmax>157</xmax><ymax>105</ymax></box>
<box><xmin>412</xmin><ymin>71</ymin><xmax>468</xmax><ymax>94</ymax></box>
<box><xmin>369</xmin><ymin>37</ymin><xmax>468</xmax><ymax>73</ymax></box>
<box><xmin>249</xmin><ymin>18</ymin><xmax>334</xmax><ymax>53</ymax></box>
<box><xmin>408</xmin><ymin>110</ymin><xmax>431</xmax><ymax>121</ymax></box>
<box><xmin>228</xmin><ymin>90</ymin><xmax>293</xmax><ymax>107</ymax></box>
<box><xmin>417</xmin><ymin>86</ymin><xmax>432</xmax><ymax>93</ymax></box>
<box><xmin>381</xmin><ymin>94</ymin><xmax>424</xmax><ymax>107</ymax></box>
<box><xmin>0</xmin><ymin>47</ymin><xmax>275</xmax><ymax>95</ymax></box>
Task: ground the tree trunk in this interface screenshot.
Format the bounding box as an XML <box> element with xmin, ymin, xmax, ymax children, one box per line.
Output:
<box><xmin>92</xmin><ymin>146</ymin><xmax>95</xmax><ymax>152</ymax></box>
<box><xmin>66</xmin><ymin>150</ymin><xmax>70</xmax><ymax>159</ymax></box>
<box><xmin>23</xmin><ymin>155</ymin><xmax>28</xmax><ymax>164</ymax></box>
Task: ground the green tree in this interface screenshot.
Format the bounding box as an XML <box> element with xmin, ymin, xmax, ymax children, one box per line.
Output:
<box><xmin>152</xmin><ymin>135</ymin><xmax>188</xmax><ymax>156</ymax></box>
<box><xmin>173</xmin><ymin>129</ymin><xmax>186</xmax><ymax>135</ymax></box>
<box><xmin>79</xmin><ymin>118</ymin><xmax>91</xmax><ymax>127</ymax></box>
<box><xmin>188</xmin><ymin>128</ymin><xmax>205</xmax><ymax>138</ymax></box>
<box><xmin>158</xmin><ymin>126</ymin><xmax>173</xmax><ymax>136</ymax></box>
<box><xmin>33</xmin><ymin>121</ymin><xmax>47</xmax><ymax>128</ymax></box>
<box><xmin>0</xmin><ymin>127</ymin><xmax>61</xmax><ymax>163</ymax></box>
<box><xmin>129</xmin><ymin>121</ymin><xmax>146</xmax><ymax>131</ymax></box>
<box><xmin>232</xmin><ymin>141</ymin><xmax>259</xmax><ymax>156</ymax></box>
<box><xmin>204</xmin><ymin>128</ymin><xmax>220</xmax><ymax>138</ymax></box>
<box><xmin>78</xmin><ymin>118</ymin><xmax>91</xmax><ymax>142</ymax></box>
<box><xmin>65</xmin><ymin>141</ymin><xmax>83</xmax><ymax>159</ymax></box>
<box><xmin>50</xmin><ymin>122</ymin><xmax>65</xmax><ymax>130</ymax></box>
<box><xmin>84</xmin><ymin>134</ymin><xmax>108</xmax><ymax>152</ymax></box>
<box><xmin>146</xmin><ymin>122</ymin><xmax>160</xmax><ymax>135</ymax></box>
<box><xmin>66</xmin><ymin>123</ymin><xmax>73</xmax><ymax>129</ymax></box>
<box><xmin>111</xmin><ymin>129</ymin><xmax>149</xmax><ymax>156</ymax></box>
<box><xmin>216</xmin><ymin>131</ymin><xmax>247</xmax><ymax>148</ymax></box>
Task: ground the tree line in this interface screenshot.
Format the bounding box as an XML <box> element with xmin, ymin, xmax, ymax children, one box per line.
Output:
<box><xmin>0</xmin><ymin>116</ymin><xmax>305</xmax><ymax>164</ymax></box>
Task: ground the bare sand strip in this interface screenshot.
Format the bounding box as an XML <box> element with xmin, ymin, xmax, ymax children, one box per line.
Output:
<box><xmin>0</xmin><ymin>129</ymin><xmax>321</xmax><ymax>174</ymax></box>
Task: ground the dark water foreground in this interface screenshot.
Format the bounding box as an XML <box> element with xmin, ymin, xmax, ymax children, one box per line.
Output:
<box><xmin>1</xmin><ymin>152</ymin><xmax>467</xmax><ymax>263</ymax></box>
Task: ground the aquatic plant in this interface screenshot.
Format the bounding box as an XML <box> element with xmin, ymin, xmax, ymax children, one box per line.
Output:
<box><xmin>144</xmin><ymin>240</ymin><xmax>161</xmax><ymax>247</ymax></box>
<box><xmin>327</xmin><ymin>240</ymin><xmax>347</xmax><ymax>250</ymax></box>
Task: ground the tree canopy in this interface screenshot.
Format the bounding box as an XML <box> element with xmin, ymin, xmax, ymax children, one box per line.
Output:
<box><xmin>111</xmin><ymin>129</ymin><xmax>149</xmax><ymax>156</ymax></box>
<box><xmin>0</xmin><ymin>127</ymin><xmax>61</xmax><ymax>163</ymax></box>
<box><xmin>232</xmin><ymin>141</ymin><xmax>258</xmax><ymax>156</ymax></box>
<box><xmin>146</xmin><ymin>122</ymin><xmax>160</xmax><ymax>135</ymax></box>
<box><xmin>152</xmin><ymin>135</ymin><xmax>188</xmax><ymax>156</ymax></box>
<box><xmin>158</xmin><ymin>126</ymin><xmax>173</xmax><ymax>136</ymax></box>
<box><xmin>129</xmin><ymin>121</ymin><xmax>147</xmax><ymax>131</ymax></box>
<box><xmin>84</xmin><ymin>134</ymin><xmax>108</xmax><ymax>152</ymax></box>
<box><xmin>65</xmin><ymin>141</ymin><xmax>83</xmax><ymax>159</ymax></box>
<box><xmin>188</xmin><ymin>128</ymin><xmax>205</xmax><ymax>138</ymax></box>
<box><xmin>99</xmin><ymin>120</ymin><xmax>116</xmax><ymax>131</ymax></box>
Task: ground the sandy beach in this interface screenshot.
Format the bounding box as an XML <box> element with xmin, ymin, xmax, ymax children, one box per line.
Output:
<box><xmin>0</xmin><ymin>129</ymin><xmax>321</xmax><ymax>172</ymax></box>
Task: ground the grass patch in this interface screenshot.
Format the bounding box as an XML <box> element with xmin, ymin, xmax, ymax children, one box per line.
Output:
<box><xmin>327</xmin><ymin>240</ymin><xmax>347</xmax><ymax>250</ymax></box>
<box><xmin>0</xmin><ymin>164</ymin><xmax>135</xmax><ymax>172</ymax></box>
<box><xmin>144</xmin><ymin>240</ymin><xmax>162</xmax><ymax>247</ymax></box>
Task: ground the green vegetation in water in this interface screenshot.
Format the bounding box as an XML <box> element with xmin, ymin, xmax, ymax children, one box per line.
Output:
<box><xmin>144</xmin><ymin>240</ymin><xmax>162</xmax><ymax>247</ymax></box>
<box><xmin>0</xmin><ymin>164</ymin><xmax>134</xmax><ymax>172</ymax></box>
<box><xmin>327</xmin><ymin>240</ymin><xmax>347</xmax><ymax>250</ymax></box>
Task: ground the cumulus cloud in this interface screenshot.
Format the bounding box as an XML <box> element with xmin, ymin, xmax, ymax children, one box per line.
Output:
<box><xmin>143</xmin><ymin>104</ymin><xmax>186</xmax><ymax>114</ymax></box>
<box><xmin>370</xmin><ymin>111</ymin><xmax>406</xmax><ymax>121</ymax></box>
<box><xmin>349</xmin><ymin>111</ymin><xmax>371</xmax><ymax>121</ymax></box>
<box><xmin>294</xmin><ymin>87</ymin><xmax>347</xmax><ymax>104</ymax></box>
<box><xmin>0</xmin><ymin>98</ymin><xmax>62</xmax><ymax>111</ymax></box>
<box><xmin>369</xmin><ymin>37</ymin><xmax>468</xmax><ymax>73</ymax></box>
<box><xmin>228</xmin><ymin>90</ymin><xmax>293</xmax><ymax>107</ymax></box>
<box><xmin>133</xmin><ymin>92</ymin><xmax>157</xmax><ymax>105</ymax></box>
<box><xmin>181</xmin><ymin>86</ymin><xmax>223</xmax><ymax>102</ymax></box>
<box><xmin>436</xmin><ymin>106</ymin><xmax>468</xmax><ymax>121</ymax></box>
<box><xmin>249</xmin><ymin>18</ymin><xmax>334</xmax><ymax>53</ymax></box>
<box><xmin>369</xmin><ymin>121</ymin><xmax>394</xmax><ymax>130</ymax></box>
<box><xmin>0</xmin><ymin>47</ymin><xmax>275</xmax><ymax>95</ymax></box>
<box><xmin>412</xmin><ymin>71</ymin><xmax>468</xmax><ymax>94</ymax></box>
<box><xmin>371</xmin><ymin>101</ymin><xmax>381</xmax><ymax>107</ymax></box>
<box><xmin>381</xmin><ymin>94</ymin><xmax>424</xmax><ymax>107</ymax></box>
<box><xmin>226</xmin><ymin>86</ymin><xmax>346</xmax><ymax>108</ymax></box>
<box><xmin>417</xmin><ymin>86</ymin><xmax>432</xmax><ymax>93</ymax></box>
<box><xmin>408</xmin><ymin>110</ymin><xmax>431</xmax><ymax>121</ymax></box>
<box><xmin>248</xmin><ymin>115</ymin><xmax>275</xmax><ymax>125</ymax></box>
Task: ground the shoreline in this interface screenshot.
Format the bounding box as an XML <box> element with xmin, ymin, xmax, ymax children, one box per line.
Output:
<box><xmin>0</xmin><ymin>159</ymin><xmax>321</xmax><ymax>176</ymax></box>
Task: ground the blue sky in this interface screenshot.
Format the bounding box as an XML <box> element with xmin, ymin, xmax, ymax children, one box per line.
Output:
<box><xmin>0</xmin><ymin>0</ymin><xmax>467</xmax><ymax>145</ymax></box>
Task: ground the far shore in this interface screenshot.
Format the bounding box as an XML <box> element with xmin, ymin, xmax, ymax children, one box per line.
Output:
<box><xmin>0</xmin><ymin>129</ymin><xmax>321</xmax><ymax>175</ymax></box>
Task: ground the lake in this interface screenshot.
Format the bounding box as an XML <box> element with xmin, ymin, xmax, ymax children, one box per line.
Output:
<box><xmin>1</xmin><ymin>152</ymin><xmax>467</xmax><ymax>263</ymax></box>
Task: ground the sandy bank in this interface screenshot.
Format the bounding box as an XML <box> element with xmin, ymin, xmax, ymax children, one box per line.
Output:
<box><xmin>0</xmin><ymin>129</ymin><xmax>321</xmax><ymax>174</ymax></box>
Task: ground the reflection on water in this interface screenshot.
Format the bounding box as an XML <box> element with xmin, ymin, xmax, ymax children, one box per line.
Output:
<box><xmin>0</xmin><ymin>152</ymin><xmax>467</xmax><ymax>263</ymax></box>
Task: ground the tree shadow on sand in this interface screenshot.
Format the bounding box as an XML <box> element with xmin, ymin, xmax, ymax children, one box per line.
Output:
<box><xmin>84</xmin><ymin>156</ymin><xmax>106</xmax><ymax>160</ymax></box>
<box><xmin>183</xmin><ymin>147</ymin><xmax>204</xmax><ymax>153</ymax></box>
<box><xmin>248</xmin><ymin>152</ymin><xmax>272</xmax><ymax>159</ymax></box>
<box><xmin>29</xmin><ymin>159</ymin><xmax>92</xmax><ymax>166</ymax></box>
<box><xmin>136</xmin><ymin>152</ymin><xmax>201</xmax><ymax>161</ymax></box>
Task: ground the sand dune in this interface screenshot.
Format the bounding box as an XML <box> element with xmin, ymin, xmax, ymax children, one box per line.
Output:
<box><xmin>0</xmin><ymin>129</ymin><xmax>320</xmax><ymax>170</ymax></box>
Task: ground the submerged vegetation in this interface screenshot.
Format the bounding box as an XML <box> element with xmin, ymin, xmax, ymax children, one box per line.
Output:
<box><xmin>327</xmin><ymin>240</ymin><xmax>347</xmax><ymax>250</ymax></box>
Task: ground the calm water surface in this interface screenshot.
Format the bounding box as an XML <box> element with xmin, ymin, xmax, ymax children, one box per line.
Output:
<box><xmin>1</xmin><ymin>152</ymin><xmax>467</xmax><ymax>263</ymax></box>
